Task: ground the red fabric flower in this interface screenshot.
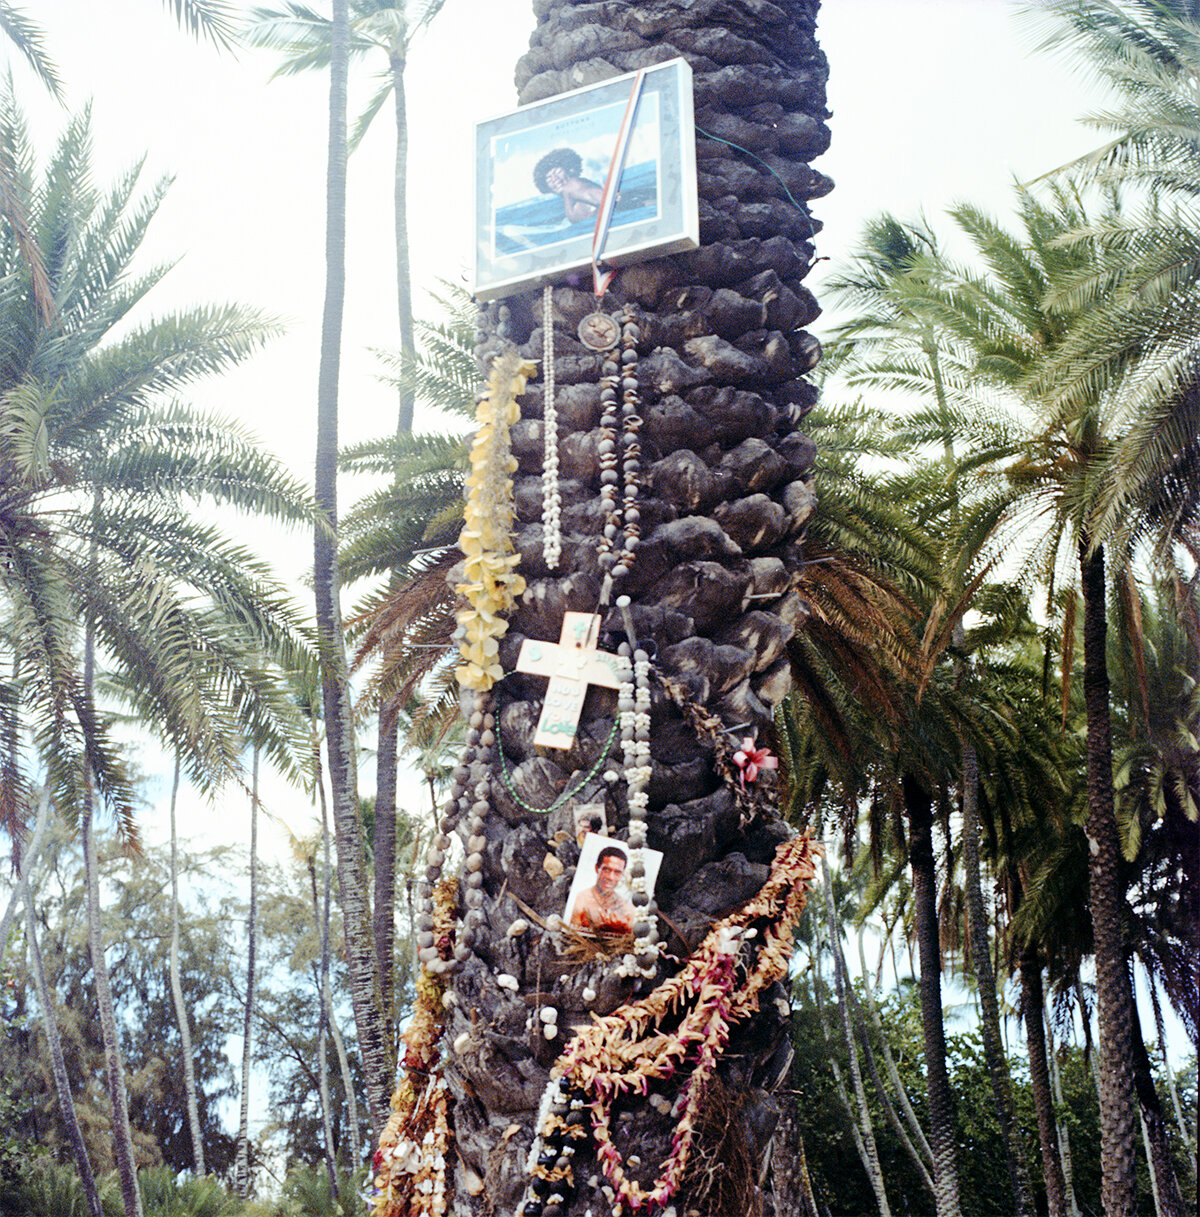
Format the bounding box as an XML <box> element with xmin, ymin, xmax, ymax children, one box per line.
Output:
<box><xmin>732</xmin><ymin>738</ymin><xmax>778</xmax><ymax>785</ymax></box>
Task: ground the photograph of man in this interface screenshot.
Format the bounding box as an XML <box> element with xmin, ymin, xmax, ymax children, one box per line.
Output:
<box><xmin>569</xmin><ymin>844</ymin><xmax>635</xmax><ymax>934</ymax></box>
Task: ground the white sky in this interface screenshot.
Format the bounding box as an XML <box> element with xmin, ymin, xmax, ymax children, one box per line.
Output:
<box><xmin>21</xmin><ymin>0</ymin><xmax>1185</xmax><ymax>1066</ymax></box>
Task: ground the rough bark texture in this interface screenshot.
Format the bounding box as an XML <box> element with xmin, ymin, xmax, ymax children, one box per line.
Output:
<box><xmin>1079</xmin><ymin>543</ymin><xmax>1140</xmax><ymax>1217</ymax></box>
<box><xmin>1021</xmin><ymin>946</ymin><xmax>1068</xmax><ymax>1217</ymax></box>
<box><xmin>904</xmin><ymin>772</ymin><xmax>961</xmax><ymax>1217</ymax></box>
<box><xmin>962</xmin><ymin>743</ymin><xmax>1034</xmax><ymax>1216</ymax></box>
<box><xmin>446</xmin><ymin>3</ymin><xmax>827</xmax><ymax>1214</ymax></box>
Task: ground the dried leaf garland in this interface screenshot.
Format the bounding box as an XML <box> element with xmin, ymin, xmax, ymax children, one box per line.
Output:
<box><xmin>371</xmin><ymin>879</ymin><xmax>459</xmax><ymax>1217</ymax></box>
<box><xmin>455</xmin><ymin>351</ymin><xmax>535</xmax><ymax>691</ymax></box>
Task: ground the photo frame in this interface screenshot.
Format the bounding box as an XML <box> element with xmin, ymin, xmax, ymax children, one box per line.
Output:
<box><xmin>472</xmin><ymin>58</ymin><xmax>698</xmax><ymax>301</ymax></box>
<box><xmin>563</xmin><ymin>832</ymin><xmax>663</xmax><ymax>935</ymax></box>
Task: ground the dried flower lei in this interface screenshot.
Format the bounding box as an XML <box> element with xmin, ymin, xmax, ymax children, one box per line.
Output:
<box><xmin>371</xmin><ymin>878</ymin><xmax>458</xmax><ymax>1217</ymax></box>
<box><xmin>516</xmin><ymin>834</ymin><xmax>820</xmax><ymax>1217</ymax></box>
<box><xmin>455</xmin><ymin>350</ymin><xmax>534</xmax><ymax>692</ymax></box>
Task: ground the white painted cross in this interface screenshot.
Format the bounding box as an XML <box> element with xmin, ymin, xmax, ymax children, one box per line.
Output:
<box><xmin>515</xmin><ymin>612</ymin><xmax>622</xmax><ymax>749</ymax></box>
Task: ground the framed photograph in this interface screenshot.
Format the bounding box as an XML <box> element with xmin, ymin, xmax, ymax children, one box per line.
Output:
<box><xmin>472</xmin><ymin>58</ymin><xmax>698</xmax><ymax>302</ymax></box>
<box><xmin>563</xmin><ymin>833</ymin><xmax>663</xmax><ymax>935</ymax></box>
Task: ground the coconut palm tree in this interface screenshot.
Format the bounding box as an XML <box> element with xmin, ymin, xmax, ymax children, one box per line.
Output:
<box><xmin>305</xmin><ymin>0</ymin><xmax>395</xmax><ymax>1142</ymax></box>
<box><xmin>245</xmin><ymin>4</ymin><xmax>451</xmax><ymax>1056</ymax></box>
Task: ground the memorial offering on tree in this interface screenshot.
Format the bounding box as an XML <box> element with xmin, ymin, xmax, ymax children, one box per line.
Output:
<box><xmin>372</xmin><ymin>3</ymin><xmax>831</xmax><ymax>1215</ymax></box>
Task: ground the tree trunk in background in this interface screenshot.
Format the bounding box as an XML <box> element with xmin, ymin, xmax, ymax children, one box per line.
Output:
<box><xmin>235</xmin><ymin>750</ymin><xmax>259</xmax><ymax>1197</ymax></box>
<box><xmin>1130</xmin><ymin>994</ymin><xmax>1186</xmax><ymax>1217</ymax></box>
<box><xmin>19</xmin><ymin>796</ymin><xmax>102</xmax><ymax>1217</ymax></box>
<box><xmin>440</xmin><ymin>3</ymin><xmax>829</xmax><ymax>1213</ymax></box>
<box><xmin>1021</xmin><ymin>945</ymin><xmax>1068</xmax><ymax>1217</ymax></box>
<box><xmin>307</xmin><ymin>827</ymin><xmax>339</xmax><ymax>1192</ymax></box>
<box><xmin>904</xmin><ymin>771</ymin><xmax>961</xmax><ymax>1217</ymax></box>
<box><xmin>168</xmin><ymin>755</ymin><xmax>206</xmax><ymax>1175</ymax></box>
<box><xmin>391</xmin><ymin>47</ymin><xmax>415</xmax><ymax>437</ymax></box>
<box><xmin>1045</xmin><ymin>1011</ymin><xmax>1083</xmax><ymax>1217</ymax></box>
<box><xmin>962</xmin><ymin>742</ymin><xmax>1034</xmax><ymax>1216</ymax></box>
<box><xmin>373</xmin><ymin>696</ymin><xmax>399</xmax><ymax>1064</ymax></box>
<box><xmin>314</xmin><ymin>0</ymin><xmax>391</xmax><ymax>1141</ymax></box>
<box><xmin>82</xmin><ymin>625</ymin><xmax>144</xmax><ymax>1217</ymax></box>
<box><xmin>822</xmin><ymin>853</ymin><xmax>892</xmax><ymax>1217</ymax></box>
<box><xmin>1079</xmin><ymin>542</ymin><xmax>1140</xmax><ymax>1217</ymax></box>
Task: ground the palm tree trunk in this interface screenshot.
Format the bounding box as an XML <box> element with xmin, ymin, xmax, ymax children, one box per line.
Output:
<box><xmin>167</xmin><ymin>755</ymin><xmax>206</xmax><ymax>1176</ymax></box>
<box><xmin>856</xmin><ymin>928</ymin><xmax>936</xmax><ymax>1191</ymax></box>
<box><xmin>904</xmin><ymin>772</ymin><xmax>961</xmax><ymax>1217</ymax></box>
<box><xmin>1078</xmin><ymin>542</ymin><xmax>1140</xmax><ymax>1216</ymax></box>
<box><xmin>373</xmin><ymin>696</ymin><xmax>399</xmax><ymax>1065</ymax></box>
<box><xmin>82</xmin><ymin>800</ymin><xmax>144</xmax><ymax>1217</ymax></box>
<box><xmin>0</xmin><ymin>785</ymin><xmax>50</xmax><ymax>973</ymax></box>
<box><xmin>390</xmin><ymin>47</ymin><xmax>415</xmax><ymax>437</ymax></box>
<box><xmin>17</xmin><ymin>791</ymin><xmax>102</xmax><ymax>1217</ymax></box>
<box><xmin>822</xmin><ymin>853</ymin><xmax>892</xmax><ymax>1217</ymax></box>
<box><xmin>962</xmin><ymin>742</ymin><xmax>1034</xmax><ymax>1216</ymax></box>
<box><xmin>1130</xmin><ymin>992</ymin><xmax>1186</xmax><ymax>1217</ymax></box>
<box><xmin>306</xmin><ymin>840</ymin><xmax>339</xmax><ymax>1192</ymax></box>
<box><xmin>235</xmin><ymin>749</ymin><xmax>259</xmax><ymax>1197</ymax></box>
<box><xmin>1045</xmin><ymin>1011</ymin><xmax>1082</xmax><ymax>1217</ymax></box>
<box><xmin>1149</xmin><ymin>982</ymin><xmax>1195</xmax><ymax>1184</ymax></box>
<box><xmin>22</xmin><ymin>867</ymin><xmax>104</xmax><ymax>1217</ymax></box>
<box><xmin>1021</xmin><ymin>944</ymin><xmax>1068</xmax><ymax>1217</ymax></box>
<box><xmin>810</xmin><ymin>915</ymin><xmax>885</xmax><ymax>1207</ymax></box>
<box><xmin>313</xmin><ymin>0</ymin><xmax>391</xmax><ymax>1141</ymax></box>
<box><xmin>314</xmin><ymin>751</ymin><xmax>363</xmax><ymax>1163</ymax></box>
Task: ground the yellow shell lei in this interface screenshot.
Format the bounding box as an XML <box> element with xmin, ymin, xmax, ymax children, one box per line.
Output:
<box><xmin>454</xmin><ymin>350</ymin><xmax>535</xmax><ymax>691</ymax></box>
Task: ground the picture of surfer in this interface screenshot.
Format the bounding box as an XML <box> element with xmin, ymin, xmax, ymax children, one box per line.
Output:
<box><xmin>533</xmin><ymin>146</ymin><xmax>605</xmax><ymax>222</ymax></box>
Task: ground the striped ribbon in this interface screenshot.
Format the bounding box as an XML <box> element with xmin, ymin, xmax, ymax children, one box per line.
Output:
<box><xmin>591</xmin><ymin>68</ymin><xmax>648</xmax><ymax>299</ymax></box>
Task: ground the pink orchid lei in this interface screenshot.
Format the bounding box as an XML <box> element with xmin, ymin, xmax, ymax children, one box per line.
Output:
<box><xmin>544</xmin><ymin>834</ymin><xmax>821</xmax><ymax>1214</ymax></box>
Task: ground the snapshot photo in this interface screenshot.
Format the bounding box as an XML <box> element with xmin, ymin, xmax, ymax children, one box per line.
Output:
<box><xmin>573</xmin><ymin>802</ymin><xmax>608</xmax><ymax>846</ymax></box>
<box><xmin>563</xmin><ymin>832</ymin><xmax>663</xmax><ymax>935</ymax></box>
<box><xmin>472</xmin><ymin>58</ymin><xmax>698</xmax><ymax>300</ymax></box>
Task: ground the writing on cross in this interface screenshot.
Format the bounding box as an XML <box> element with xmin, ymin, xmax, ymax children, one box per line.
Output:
<box><xmin>515</xmin><ymin>612</ymin><xmax>621</xmax><ymax>749</ymax></box>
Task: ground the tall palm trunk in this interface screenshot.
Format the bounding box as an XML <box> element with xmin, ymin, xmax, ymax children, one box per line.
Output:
<box><xmin>822</xmin><ymin>853</ymin><xmax>892</xmax><ymax>1217</ymax></box>
<box><xmin>373</xmin><ymin>697</ymin><xmax>398</xmax><ymax>1065</ymax></box>
<box><xmin>390</xmin><ymin>45</ymin><xmax>415</xmax><ymax>437</ymax></box>
<box><xmin>23</xmin><ymin>868</ymin><xmax>104</xmax><ymax>1217</ymax></box>
<box><xmin>1078</xmin><ymin>542</ymin><xmax>1140</xmax><ymax>1216</ymax></box>
<box><xmin>82</xmin><ymin>625</ymin><xmax>144</xmax><ymax>1217</ymax></box>
<box><xmin>1130</xmin><ymin>994</ymin><xmax>1186</xmax><ymax>1217</ymax></box>
<box><xmin>1045</xmin><ymin>1010</ymin><xmax>1083</xmax><ymax>1217</ymax></box>
<box><xmin>234</xmin><ymin>749</ymin><xmax>259</xmax><ymax>1197</ymax></box>
<box><xmin>904</xmin><ymin>772</ymin><xmax>961</xmax><ymax>1217</ymax></box>
<box><xmin>168</xmin><ymin>755</ymin><xmax>206</xmax><ymax>1175</ymax></box>
<box><xmin>18</xmin><ymin>793</ymin><xmax>102</xmax><ymax>1217</ymax></box>
<box><xmin>307</xmin><ymin>833</ymin><xmax>339</xmax><ymax>1192</ymax></box>
<box><xmin>1020</xmin><ymin>943</ymin><xmax>1068</xmax><ymax>1217</ymax></box>
<box><xmin>962</xmin><ymin>742</ymin><xmax>1034</xmax><ymax>1215</ymax></box>
<box><xmin>372</xmin><ymin>42</ymin><xmax>417</xmax><ymax>1054</ymax></box>
<box><xmin>313</xmin><ymin>0</ymin><xmax>391</xmax><ymax>1141</ymax></box>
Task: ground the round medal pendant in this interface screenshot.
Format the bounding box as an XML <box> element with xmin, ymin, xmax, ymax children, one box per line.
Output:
<box><xmin>578</xmin><ymin>312</ymin><xmax>620</xmax><ymax>351</ymax></box>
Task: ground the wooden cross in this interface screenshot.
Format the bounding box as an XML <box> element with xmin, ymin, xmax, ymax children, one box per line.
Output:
<box><xmin>515</xmin><ymin>612</ymin><xmax>622</xmax><ymax>749</ymax></box>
